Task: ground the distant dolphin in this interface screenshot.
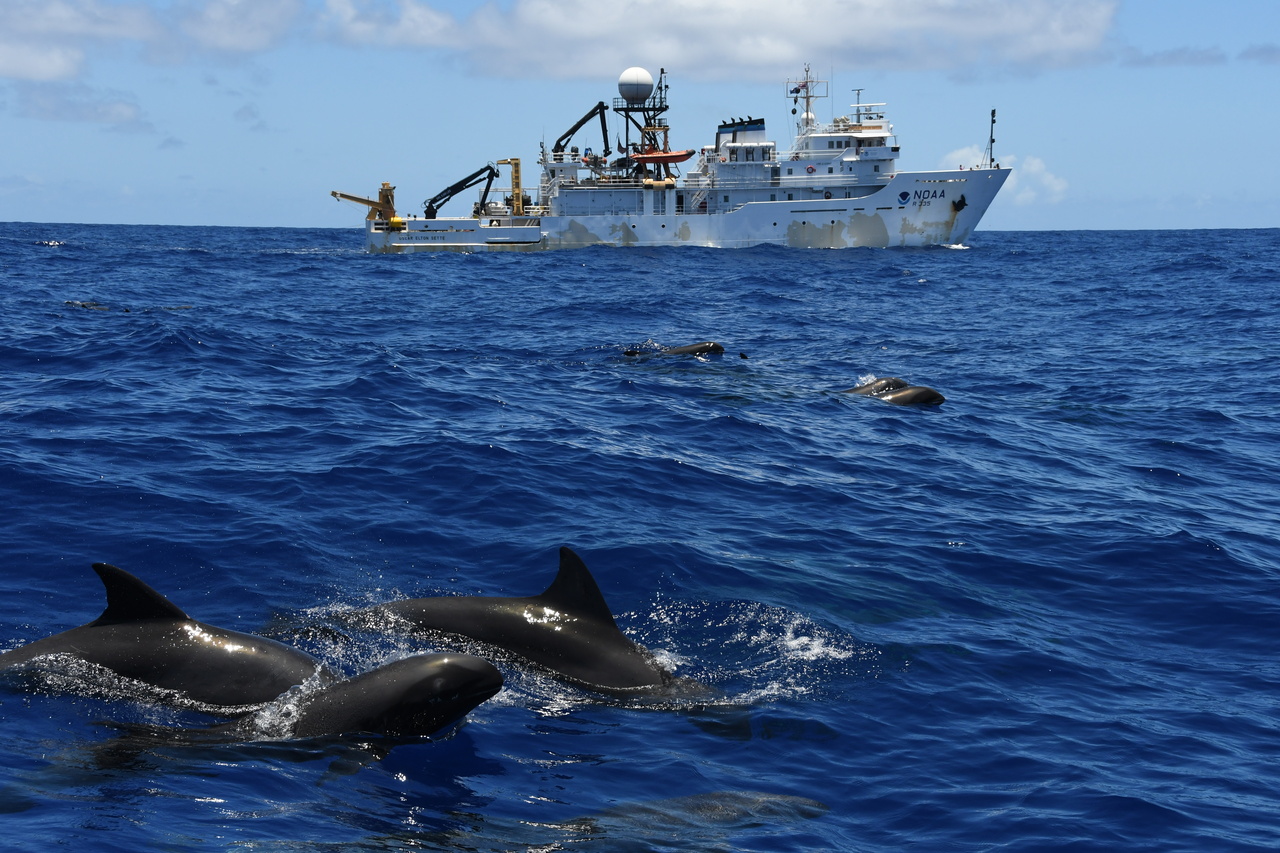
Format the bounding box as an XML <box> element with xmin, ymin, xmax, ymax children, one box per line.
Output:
<box><xmin>845</xmin><ymin>377</ymin><xmax>945</xmax><ymax>405</ymax></box>
<box><xmin>0</xmin><ymin>563</ymin><xmax>330</xmax><ymax>707</ymax></box>
<box><xmin>357</xmin><ymin>547</ymin><xmax>673</xmax><ymax>695</ymax></box>
<box><xmin>624</xmin><ymin>341</ymin><xmax>727</xmax><ymax>357</ymax></box>
<box><xmin>220</xmin><ymin>653</ymin><xmax>503</xmax><ymax>740</ymax></box>
<box><xmin>847</xmin><ymin>377</ymin><xmax>909</xmax><ymax>396</ymax></box>
<box><xmin>662</xmin><ymin>341</ymin><xmax>725</xmax><ymax>356</ymax></box>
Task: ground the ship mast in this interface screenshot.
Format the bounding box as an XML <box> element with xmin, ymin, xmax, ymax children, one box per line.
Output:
<box><xmin>614</xmin><ymin>67</ymin><xmax>674</xmax><ymax>175</ymax></box>
<box><xmin>981</xmin><ymin>109</ymin><xmax>997</xmax><ymax>168</ymax></box>
<box><xmin>615</xmin><ymin>69</ymin><xmax>666</xmax><ymax>150</ymax></box>
<box><xmin>785</xmin><ymin>63</ymin><xmax>828</xmax><ymax>137</ymax></box>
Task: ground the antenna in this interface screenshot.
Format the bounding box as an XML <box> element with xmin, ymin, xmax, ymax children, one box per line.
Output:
<box><xmin>982</xmin><ymin>108</ymin><xmax>996</xmax><ymax>168</ymax></box>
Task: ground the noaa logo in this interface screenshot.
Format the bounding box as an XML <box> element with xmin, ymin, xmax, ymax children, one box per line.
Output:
<box><xmin>900</xmin><ymin>189</ymin><xmax>947</xmax><ymax>204</ymax></box>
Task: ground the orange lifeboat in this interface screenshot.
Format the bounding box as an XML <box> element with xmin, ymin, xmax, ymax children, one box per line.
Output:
<box><xmin>631</xmin><ymin>148</ymin><xmax>696</xmax><ymax>165</ymax></box>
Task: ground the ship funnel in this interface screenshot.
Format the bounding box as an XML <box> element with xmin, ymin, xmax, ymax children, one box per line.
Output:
<box><xmin>618</xmin><ymin>67</ymin><xmax>654</xmax><ymax>104</ymax></box>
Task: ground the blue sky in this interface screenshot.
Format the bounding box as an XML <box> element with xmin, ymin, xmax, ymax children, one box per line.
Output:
<box><xmin>1</xmin><ymin>0</ymin><xmax>1277</xmax><ymax>230</ymax></box>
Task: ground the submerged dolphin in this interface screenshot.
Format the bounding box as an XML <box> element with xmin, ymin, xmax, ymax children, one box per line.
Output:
<box><xmin>360</xmin><ymin>547</ymin><xmax>671</xmax><ymax>694</ymax></box>
<box><xmin>0</xmin><ymin>563</ymin><xmax>329</xmax><ymax>707</ymax></box>
<box><xmin>221</xmin><ymin>653</ymin><xmax>503</xmax><ymax>740</ymax></box>
<box><xmin>846</xmin><ymin>376</ymin><xmax>945</xmax><ymax>406</ymax></box>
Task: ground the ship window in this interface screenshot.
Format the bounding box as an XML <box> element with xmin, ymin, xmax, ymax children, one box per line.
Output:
<box><xmin>828</xmin><ymin>167</ymin><xmax>834</xmax><ymax>174</ymax></box>
<box><xmin>874</xmin><ymin>165</ymin><xmax>880</xmax><ymax>172</ymax></box>
<box><xmin>729</xmin><ymin>149</ymin><xmax>738</xmax><ymax>162</ymax></box>
<box><xmin>723</xmin><ymin>195</ymin><xmax>729</xmax><ymax>203</ymax></box>
<box><xmin>746</xmin><ymin>148</ymin><xmax>755</xmax><ymax>162</ymax></box>
<box><xmin>786</xmin><ymin>168</ymin><xmax>793</xmax><ymax>175</ymax></box>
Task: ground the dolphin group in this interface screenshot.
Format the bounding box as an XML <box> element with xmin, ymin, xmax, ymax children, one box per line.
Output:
<box><xmin>620</xmin><ymin>339</ymin><xmax>942</xmax><ymax>402</ymax></box>
<box><xmin>357</xmin><ymin>546</ymin><xmax>671</xmax><ymax>695</ymax></box>
<box><xmin>0</xmin><ymin>546</ymin><xmax>683</xmax><ymax>739</ymax></box>
<box><xmin>0</xmin><ymin>563</ymin><xmax>503</xmax><ymax>740</ymax></box>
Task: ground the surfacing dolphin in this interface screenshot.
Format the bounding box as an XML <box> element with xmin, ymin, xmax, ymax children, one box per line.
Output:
<box><xmin>624</xmin><ymin>341</ymin><xmax>735</xmax><ymax>357</ymax></box>
<box><xmin>219</xmin><ymin>653</ymin><xmax>503</xmax><ymax>740</ymax></box>
<box><xmin>845</xmin><ymin>376</ymin><xmax>945</xmax><ymax>406</ymax></box>
<box><xmin>359</xmin><ymin>547</ymin><xmax>673</xmax><ymax>695</ymax></box>
<box><xmin>0</xmin><ymin>563</ymin><xmax>330</xmax><ymax>708</ymax></box>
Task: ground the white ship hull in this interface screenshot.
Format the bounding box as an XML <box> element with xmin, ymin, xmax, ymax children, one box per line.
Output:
<box><xmin>366</xmin><ymin>168</ymin><xmax>1007</xmax><ymax>253</ymax></box>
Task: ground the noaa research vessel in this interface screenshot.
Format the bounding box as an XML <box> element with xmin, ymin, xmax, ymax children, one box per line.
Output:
<box><xmin>331</xmin><ymin>66</ymin><xmax>1008</xmax><ymax>252</ymax></box>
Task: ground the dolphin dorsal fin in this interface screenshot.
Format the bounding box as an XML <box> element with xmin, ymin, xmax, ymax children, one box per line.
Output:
<box><xmin>89</xmin><ymin>563</ymin><xmax>190</xmax><ymax>625</ymax></box>
<box><xmin>536</xmin><ymin>547</ymin><xmax>620</xmax><ymax>628</ymax></box>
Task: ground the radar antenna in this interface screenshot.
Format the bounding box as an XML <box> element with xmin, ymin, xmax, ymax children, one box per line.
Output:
<box><xmin>785</xmin><ymin>63</ymin><xmax>828</xmax><ymax>134</ymax></box>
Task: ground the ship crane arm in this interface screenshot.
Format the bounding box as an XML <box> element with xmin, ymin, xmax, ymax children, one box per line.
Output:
<box><xmin>423</xmin><ymin>164</ymin><xmax>501</xmax><ymax>218</ymax></box>
<box><xmin>552</xmin><ymin>101</ymin><xmax>612</xmax><ymax>157</ymax></box>
<box><xmin>330</xmin><ymin>182</ymin><xmax>397</xmax><ymax>220</ymax></box>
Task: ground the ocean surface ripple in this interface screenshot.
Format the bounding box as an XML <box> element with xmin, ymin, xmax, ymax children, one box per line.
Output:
<box><xmin>1</xmin><ymin>223</ymin><xmax>1278</xmax><ymax>851</ymax></box>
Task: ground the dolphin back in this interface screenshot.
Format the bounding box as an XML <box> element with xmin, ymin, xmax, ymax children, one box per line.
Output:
<box><xmin>278</xmin><ymin>654</ymin><xmax>502</xmax><ymax>739</ymax></box>
<box><xmin>1</xmin><ymin>563</ymin><xmax>326</xmax><ymax>708</ymax></box>
<box><xmin>367</xmin><ymin>547</ymin><xmax>672</xmax><ymax>693</ymax></box>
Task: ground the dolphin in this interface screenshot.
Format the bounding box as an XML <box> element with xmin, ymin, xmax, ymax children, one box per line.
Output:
<box><xmin>220</xmin><ymin>653</ymin><xmax>503</xmax><ymax>740</ymax></box>
<box><xmin>661</xmin><ymin>341</ymin><xmax>725</xmax><ymax>356</ymax></box>
<box><xmin>847</xmin><ymin>377</ymin><xmax>909</xmax><ymax>396</ymax></box>
<box><xmin>846</xmin><ymin>376</ymin><xmax>945</xmax><ymax>405</ymax></box>
<box><xmin>624</xmin><ymin>341</ymin><xmax>726</xmax><ymax>357</ymax></box>
<box><xmin>0</xmin><ymin>563</ymin><xmax>330</xmax><ymax>708</ymax></box>
<box><xmin>358</xmin><ymin>547</ymin><xmax>672</xmax><ymax>695</ymax></box>
<box><xmin>875</xmin><ymin>385</ymin><xmax>945</xmax><ymax>405</ymax></box>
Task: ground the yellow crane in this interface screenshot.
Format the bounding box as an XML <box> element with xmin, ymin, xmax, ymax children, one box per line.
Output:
<box><xmin>496</xmin><ymin>159</ymin><xmax>523</xmax><ymax>216</ymax></box>
<box><xmin>330</xmin><ymin>182</ymin><xmax>403</xmax><ymax>229</ymax></box>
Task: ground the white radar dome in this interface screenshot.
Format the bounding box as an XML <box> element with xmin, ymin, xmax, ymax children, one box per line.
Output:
<box><xmin>618</xmin><ymin>67</ymin><xmax>654</xmax><ymax>104</ymax></box>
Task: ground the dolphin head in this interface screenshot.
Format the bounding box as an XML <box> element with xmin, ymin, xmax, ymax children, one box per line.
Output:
<box><xmin>284</xmin><ymin>653</ymin><xmax>504</xmax><ymax>739</ymax></box>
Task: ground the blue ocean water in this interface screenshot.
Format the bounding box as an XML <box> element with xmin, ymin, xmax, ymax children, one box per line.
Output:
<box><xmin>0</xmin><ymin>222</ymin><xmax>1278</xmax><ymax>851</ymax></box>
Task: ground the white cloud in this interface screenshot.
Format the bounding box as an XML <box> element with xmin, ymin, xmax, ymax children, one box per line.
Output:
<box><xmin>14</xmin><ymin>81</ymin><xmax>154</xmax><ymax>131</ymax></box>
<box><xmin>0</xmin><ymin>0</ymin><xmax>301</xmax><ymax>84</ymax></box>
<box><xmin>940</xmin><ymin>147</ymin><xmax>1065</xmax><ymax>204</ymax></box>
<box><xmin>0</xmin><ymin>0</ymin><xmax>160</xmax><ymax>81</ymax></box>
<box><xmin>0</xmin><ymin>42</ymin><xmax>85</xmax><ymax>81</ymax></box>
<box><xmin>940</xmin><ymin>144</ymin><xmax>985</xmax><ymax>171</ymax></box>
<box><xmin>0</xmin><ymin>0</ymin><xmax>1119</xmax><ymax>86</ymax></box>
<box><xmin>322</xmin><ymin>0</ymin><xmax>458</xmax><ymax>47</ymax></box>
<box><xmin>320</xmin><ymin>0</ymin><xmax>1119</xmax><ymax>79</ymax></box>
<box><xmin>0</xmin><ymin>0</ymin><xmax>160</xmax><ymax>40</ymax></box>
<box><xmin>180</xmin><ymin>0</ymin><xmax>305</xmax><ymax>52</ymax></box>
<box><xmin>998</xmin><ymin>154</ymin><xmax>1067</xmax><ymax>205</ymax></box>
<box><xmin>0</xmin><ymin>0</ymin><xmax>1140</xmax><ymax>85</ymax></box>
